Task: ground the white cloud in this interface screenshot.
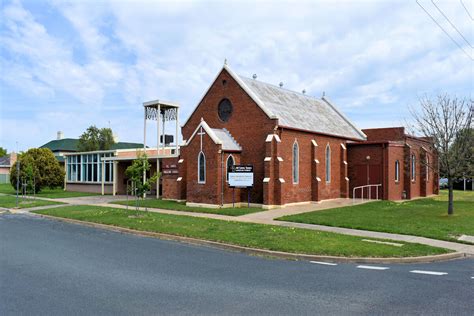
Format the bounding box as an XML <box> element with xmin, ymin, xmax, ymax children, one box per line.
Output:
<box><xmin>0</xmin><ymin>0</ymin><xmax>472</xmax><ymax>152</ymax></box>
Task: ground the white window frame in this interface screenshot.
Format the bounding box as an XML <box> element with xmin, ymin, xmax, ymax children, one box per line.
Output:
<box><xmin>395</xmin><ymin>160</ymin><xmax>400</xmax><ymax>182</ymax></box>
<box><xmin>198</xmin><ymin>151</ymin><xmax>206</xmax><ymax>184</ymax></box>
<box><xmin>325</xmin><ymin>144</ymin><xmax>331</xmax><ymax>183</ymax></box>
<box><xmin>226</xmin><ymin>154</ymin><xmax>235</xmax><ymax>183</ymax></box>
<box><xmin>292</xmin><ymin>141</ymin><xmax>299</xmax><ymax>184</ymax></box>
<box><xmin>66</xmin><ymin>153</ymin><xmax>113</xmax><ymax>184</ymax></box>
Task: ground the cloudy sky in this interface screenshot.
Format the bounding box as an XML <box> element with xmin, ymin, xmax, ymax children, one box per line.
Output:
<box><xmin>0</xmin><ymin>0</ymin><xmax>472</xmax><ymax>152</ymax></box>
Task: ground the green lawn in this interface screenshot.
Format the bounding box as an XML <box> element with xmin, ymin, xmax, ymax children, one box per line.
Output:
<box><xmin>278</xmin><ymin>190</ymin><xmax>474</xmax><ymax>243</ymax></box>
<box><xmin>33</xmin><ymin>205</ymin><xmax>450</xmax><ymax>258</ymax></box>
<box><xmin>0</xmin><ymin>195</ymin><xmax>63</xmax><ymax>209</ymax></box>
<box><xmin>112</xmin><ymin>198</ymin><xmax>263</xmax><ymax>216</ymax></box>
<box><xmin>0</xmin><ymin>183</ymin><xmax>99</xmax><ymax>199</ymax></box>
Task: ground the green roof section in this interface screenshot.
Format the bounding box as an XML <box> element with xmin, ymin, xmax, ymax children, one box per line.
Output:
<box><xmin>40</xmin><ymin>138</ymin><xmax>144</xmax><ymax>152</ymax></box>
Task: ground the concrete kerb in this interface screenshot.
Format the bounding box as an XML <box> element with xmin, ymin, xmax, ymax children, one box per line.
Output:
<box><xmin>32</xmin><ymin>212</ymin><xmax>466</xmax><ymax>264</ymax></box>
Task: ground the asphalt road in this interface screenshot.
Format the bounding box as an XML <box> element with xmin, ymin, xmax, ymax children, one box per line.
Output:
<box><xmin>1</xmin><ymin>214</ymin><xmax>473</xmax><ymax>315</ymax></box>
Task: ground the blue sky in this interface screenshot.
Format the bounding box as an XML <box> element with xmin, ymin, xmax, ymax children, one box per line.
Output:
<box><xmin>1</xmin><ymin>0</ymin><xmax>472</xmax><ymax>152</ymax></box>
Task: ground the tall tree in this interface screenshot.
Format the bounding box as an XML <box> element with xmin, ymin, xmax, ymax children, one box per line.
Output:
<box><xmin>78</xmin><ymin>126</ymin><xmax>115</xmax><ymax>152</ymax></box>
<box><xmin>99</xmin><ymin>128</ymin><xmax>115</xmax><ymax>150</ymax></box>
<box><xmin>0</xmin><ymin>147</ymin><xmax>7</xmax><ymax>157</ymax></box>
<box><xmin>409</xmin><ymin>95</ymin><xmax>473</xmax><ymax>215</ymax></box>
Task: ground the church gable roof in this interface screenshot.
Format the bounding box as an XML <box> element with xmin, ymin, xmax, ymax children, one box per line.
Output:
<box><xmin>239</xmin><ymin>76</ymin><xmax>366</xmax><ymax>140</ymax></box>
<box><xmin>185</xmin><ymin>119</ymin><xmax>242</xmax><ymax>151</ymax></box>
<box><xmin>183</xmin><ymin>63</ymin><xmax>366</xmax><ymax>141</ymax></box>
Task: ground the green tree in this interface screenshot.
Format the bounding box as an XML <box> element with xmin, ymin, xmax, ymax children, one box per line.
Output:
<box><xmin>99</xmin><ymin>128</ymin><xmax>115</xmax><ymax>150</ymax></box>
<box><xmin>10</xmin><ymin>148</ymin><xmax>65</xmax><ymax>193</ymax></box>
<box><xmin>0</xmin><ymin>147</ymin><xmax>7</xmax><ymax>157</ymax></box>
<box><xmin>78</xmin><ymin>126</ymin><xmax>115</xmax><ymax>152</ymax></box>
<box><xmin>125</xmin><ymin>151</ymin><xmax>158</xmax><ymax>211</ymax></box>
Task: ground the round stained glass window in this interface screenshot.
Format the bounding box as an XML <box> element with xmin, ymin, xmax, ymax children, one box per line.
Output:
<box><xmin>218</xmin><ymin>99</ymin><xmax>233</xmax><ymax>122</ymax></box>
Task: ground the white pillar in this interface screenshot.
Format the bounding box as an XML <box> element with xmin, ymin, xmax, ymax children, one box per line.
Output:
<box><xmin>143</xmin><ymin>106</ymin><xmax>147</xmax><ymax>150</ymax></box>
<box><xmin>101</xmin><ymin>160</ymin><xmax>105</xmax><ymax>195</ymax></box>
<box><xmin>113</xmin><ymin>161</ymin><xmax>117</xmax><ymax>196</ymax></box>
<box><xmin>156</xmin><ymin>105</ymin><xmax>161</xmax><ymax>199</ymax></box>
<box><xmin>64</xmin><ymin>158</ymin><xmax>67</xmax><ymax>191</ymax></box>
<box><xmin>175</xmin><ymin>108</ymin><xmax>179</xmax><ymax>155</ymax></box>
<box><xmin>156</xmin><ymin>159</ymin><xmax>160</xmax><ymax>199</ymax></box>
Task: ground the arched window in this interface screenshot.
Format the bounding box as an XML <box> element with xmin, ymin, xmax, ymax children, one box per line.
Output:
<box><xmin>325</xmin><ymin>144</ymin><xmax>331</xmax><ymax>183</ymax></box>
<box><xmin>426</xmin><ymin>156</ymin><xmax>429</xmax><ymax>182</ymax></box>
<box><xmin>292</xmin><ymin>141</ymin><xmax>299</xmax><ymax>184</ymax></box>
<box><xmin>198</xmin><ymin>151</ymin><xmax>206</xmax><ymax>183</ymax></box>
<box><xmin>411</xmin><ymin>154</ymin><xmax>416</xmax><ymax>181</ymax></box>
<box><xmin>395</xmin><ymin>160</ymin><xmax>400</xmax><ymax>182</ymax></box>
<box><xmin>226</xmin><ymin>155</ymin><xmax>235</xmax><ymax>182</ymax></box>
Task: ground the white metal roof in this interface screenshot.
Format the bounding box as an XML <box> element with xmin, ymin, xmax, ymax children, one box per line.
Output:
<box><xmin>183</xmin><ymin>63</ymin><xmax>366</xmax><ymax>141</ymax></box>
<box><xmin>185</xmin><ymin>119</ymin><xmax>242</xmax><ymax>151</ymax></box>
<box><xmin>239</xmin><ymin>76</ymin><xmax>366</xmax><ymax>140</ymax></box>
<box><xmin>210</xmin><ymin>128</ymin><xmax>242</xmax><ymax>151</ymax></box>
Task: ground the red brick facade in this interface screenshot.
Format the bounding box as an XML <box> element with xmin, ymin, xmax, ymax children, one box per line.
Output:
<box><xmin>347</xmin><ymin>127</ymin><xmax>438</xmax><ymax>201</ymax></box>
<box><xmin>173</xmin><ymin>68</ymin><xmax>361</xmax><ymax>207</ymax></box>
<box><xmin>162</xmin><ymin>72</ymin><xmax>439</xmax><ymax>207</ymax></box>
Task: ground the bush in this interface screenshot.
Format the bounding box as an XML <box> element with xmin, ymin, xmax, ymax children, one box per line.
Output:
<box><xmin>10</xmin><ymin>148</ymin><xmax>65</xmax><ymax>193</ymax></box>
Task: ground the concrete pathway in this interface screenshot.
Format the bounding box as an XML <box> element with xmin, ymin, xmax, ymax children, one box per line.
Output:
<box><xmin>239</xmin><ymin>198</ymin><xmax>369</xmax><ymax>221</ymax></box>
<box><xmin>53</xmin><ymin>195</ymin><xmax>129</xmax><ymax>205</ymax></box>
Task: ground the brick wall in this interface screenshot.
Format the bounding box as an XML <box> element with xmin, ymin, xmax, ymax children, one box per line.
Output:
<box><xmin>181</xmin><ymin>68</ymin><xmax>277</xmax><ymax>204</ymax></box>
<box><xmin>183</xmin><ymin>130</ymin><xmax>221</xmax><ymax>205</ymax></box>
<box><xmin>278</xmin><ymin>129</ymin><xmax>347</xmax><ymax>203</ymax></box>
<box><xmin>363</xmin><ymin>127</ymin><xmax>406</xmax><ymax>142</ymax></box>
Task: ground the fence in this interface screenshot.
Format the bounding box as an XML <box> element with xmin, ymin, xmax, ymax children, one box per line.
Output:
<box><xmin>352</xmin><ymin>184</ymin><xmax>382</xmax><ymax>203</ymax></box>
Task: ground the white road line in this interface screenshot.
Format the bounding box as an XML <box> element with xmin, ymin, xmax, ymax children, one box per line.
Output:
<box><xmin>471</xmin><ymin>276</ymin><xmax>474</xmax><ymax>279</ymax></box>
<box><xmin>310</xmin><ymin>261</ymin><xmax>338</xmax><ymax>266</ymax></box>
<box><xmin>410</xmin><ymin>270</ymin><xmax>448</xmax><ymax>276</ymax></box>
<box><xmin>357</xmin><ymin>265</ymin><xmax>389</xmax><ymax>270</ymax></box>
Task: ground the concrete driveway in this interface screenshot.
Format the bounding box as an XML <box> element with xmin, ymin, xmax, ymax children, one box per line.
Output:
<box><xmin>54</xmin><ymin>195</ymin><xmax>129</xmax><ymax>205</ymax></box>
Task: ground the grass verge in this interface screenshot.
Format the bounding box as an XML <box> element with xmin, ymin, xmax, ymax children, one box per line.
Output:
<box><xmin>33</xmin><ymin>205</ymin><xmax>451</xmax><ymax>258</ymax></box>
<box><xmin>111</xmin><ymin>199</ymin><xmax>262</xmax><ymax>216</ymax></box>
<box><xmin>0</xmin><ymin>183</ymin><xmax>99</xmax><ymax>199</ymax></box>
<box><xmin>278</xmin><ymin>190</ymin><xmax>474</xmax><ymax>243</ymax></box>
<box><xmin>0</xmin><ymin>195</ymin><xmax>63</xmax><ymax>209</ymax></box>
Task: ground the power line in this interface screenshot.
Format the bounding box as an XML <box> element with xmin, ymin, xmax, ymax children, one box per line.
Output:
<box><xmin>416</xmin><ymin>0</ymin><xmax>473</xmax><ymax>61</ymax></box>
<box><xmin>431</xmin><ymin>0</ymin><xmax>473</xmax><ymax>48</ymax></box>
<box><xmin>460</xmin><ymin>0</ymin><xmax>474</xmax><ymax>21</ymax></box>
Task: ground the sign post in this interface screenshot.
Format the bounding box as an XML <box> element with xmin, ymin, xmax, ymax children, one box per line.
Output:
<box><xmin>228</xmin><ymin>165</ymin><xmax>254</xmax><ymax>208</ymax></box>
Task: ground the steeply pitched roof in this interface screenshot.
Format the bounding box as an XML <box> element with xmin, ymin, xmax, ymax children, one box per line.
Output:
<box><xmin>183</xmin><ymin>64</ymin><xmax>366</xmax><ymax>141</ymax></box>
<box><xmin>185</xmin><ymin>120</ymin><xmax>242</xmax><ymax>151</ymax></box>
<box><xmin>40</xmin><ymin>138</ymin><xmax>144</xmax><ymax>152</ymax></box>
<box><xmin>210</xmin><ymin>128</ymin><xmax>242</xmax><ymax>151</ymax></box>
<box><xmin>240</xmin><ymin>77</ymin><xmax>366</xmax><ymax>140</ymax></box>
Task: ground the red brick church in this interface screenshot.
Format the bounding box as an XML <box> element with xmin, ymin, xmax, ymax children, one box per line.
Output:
<box><xmin>167</xmin><ymin>63</ymin><xmax>438</xmax><ymax>208</ymax></box>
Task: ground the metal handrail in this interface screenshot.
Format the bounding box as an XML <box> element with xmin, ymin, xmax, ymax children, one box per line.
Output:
<box><xmin>353</xmin><ymin>184</ymin><xmax>382</xmax><ymax>203</ymax></box>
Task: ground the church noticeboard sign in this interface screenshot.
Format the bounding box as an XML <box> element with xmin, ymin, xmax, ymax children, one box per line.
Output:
<box><xmin>229</xmin><ymin>165</ymin><xmax>253</xmax><ymax>188</ymax></box>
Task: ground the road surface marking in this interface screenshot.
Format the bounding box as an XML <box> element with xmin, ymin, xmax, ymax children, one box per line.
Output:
<box><xmin>310</xmin><ymin>261</ymin><xmax>338</xmax><ymax>266</ymax></box>
<box><xmin>357</xmin><ymin>265</ymin><xmax>389</xmax><ymax>270</ymax></box>
<box><xmin>410</xmin><ymin>270</ymin><xmax>448</xmax><ymax>276</ymax></box>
